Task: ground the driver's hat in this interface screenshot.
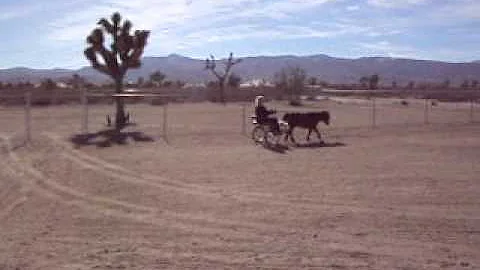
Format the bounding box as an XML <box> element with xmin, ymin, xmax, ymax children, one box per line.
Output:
<box><xmin>254</xmin><ymin>95</ymin><xmax>265</xmax><ymax>107</ymax></box>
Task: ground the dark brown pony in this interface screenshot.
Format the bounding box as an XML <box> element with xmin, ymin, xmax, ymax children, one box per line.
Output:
<box><xmin>282</xmin><ymin>111</ymin><xmax>330</xmax><ymax>144</ymax></box>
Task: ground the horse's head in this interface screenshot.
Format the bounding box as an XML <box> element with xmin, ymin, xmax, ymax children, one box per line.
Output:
<box><xmin>282</xmin><ymin>113</ymin><xmax>292</xmax><ymax>122</ymax></box>
<box><xmin>320</xmin><ymin>111</ymin><xmax>330</xmax><ymax>125</ymax></box>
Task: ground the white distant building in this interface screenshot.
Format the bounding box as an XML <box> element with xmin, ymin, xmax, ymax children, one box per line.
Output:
<box><xmin>182</xmin><ymin>83</ymin><xmax>206</xmax><ymax>89</ymax></box>
<box><xmin>56</xmin><ymin>82</ymin><xmax>69</xmax><ymax>89</ymax></box>
<box><xmin>240</xmin><ymin>79</ymin><xmax>274</xmax><ymax>88</ymax></box>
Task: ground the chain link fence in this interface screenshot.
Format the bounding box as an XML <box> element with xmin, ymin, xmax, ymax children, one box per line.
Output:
<box><xmin>1</xmin><ymin>91</ymin><xmax>479</xmax><ymax>144</ymax></box>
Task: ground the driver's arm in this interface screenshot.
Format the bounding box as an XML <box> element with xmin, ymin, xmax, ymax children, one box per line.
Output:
<box><xmin>267</xmin><ymin>108</ymin><xmax>276</xmax><ymax>115</ymax></box>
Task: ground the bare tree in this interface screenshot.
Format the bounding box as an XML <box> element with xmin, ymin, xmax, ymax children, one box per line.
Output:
<box><xmin>360</xmin><ymin>75</ymin><xmax>380</xmax><ymax>90</ymax></box>
<box><xmin>442</xmin><ymin>78</ymin><xmax>451</xmax><ymax>89</ymax></box>
<box><xmin>68</xmin><ymin>74</ymin><xmax>86</xmax><ymax>90</ymax></box>
<box><xmin>460</xmin><ymin>79</ymin><xmax>470</xmax><ymax>90</ymax></box>
<box><xmin>41</xmin><ymin>78</ymin><xmax>57</xmax><ymax>105</ymax></box>
<box><xmin>391</xmin><ymin>80</ymin><xmax>397</xmax><ymax>89</ymax></box>
<box><xmin>274</xmin><ymin>66</ymin><xmax>307</xmax><ymax>102</ymax></box>
<box><xmin>149</xmin><ymin>70</ymin><xmax>166</xmax><ymax>87</ymax></box>
<box><xmin>228</xmin><ymin>72</ymin><xmax>242</xmax><ymax>88</ymax></box>
<box><xmin>308</xmin><ymin>76</ymin><xmax>317</xmax><ymax>86</ymax></box>
<box><xmin>84</xmin><ymin>12</ymin><xmax>150</xmax><ymax>130</ymax></box>
<box><xmin>205</xmin><ymin>52</ymin><xmax>242</xmax><ymax>103</ymax></box>
<box><xmin>136</xmin><ymin>76</ymin><xmax>145</xmax><ymax>87</ymax></box>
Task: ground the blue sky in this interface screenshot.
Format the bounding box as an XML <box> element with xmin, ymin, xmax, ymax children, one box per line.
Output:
<box><xmin>0</xmin><ymin>0</ymin><xmax>479</xmax><ymax>69</ymax></box>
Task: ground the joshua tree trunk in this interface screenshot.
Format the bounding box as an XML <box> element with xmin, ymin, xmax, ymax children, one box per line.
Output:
<box><xmin>114</xmin><ymin>77</ymin><xmax>126</xmax><ymax>130</ymax></box>
<box><xmin>219</xmin><ymin>78</ymin><xmax>226</xmax><ymax>104</ymax></box>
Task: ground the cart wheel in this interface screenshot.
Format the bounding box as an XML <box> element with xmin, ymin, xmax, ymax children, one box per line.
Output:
<box><xmin>251</xmin><ymin>126</ymin><xmax>266</xmax><ymax>144</ymax></box>
<box><xmin>264</xmin><ymin>131</ymin><xmax>279</xmax><ymax>147</ymax></box>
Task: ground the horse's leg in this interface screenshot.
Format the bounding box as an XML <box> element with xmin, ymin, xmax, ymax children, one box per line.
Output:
<box><xmin>306</xmin><ymin>128</ymin><xmax>312</xmax><ymax>141</ymax></box>
<box><xmin>283</xmin><ymin>129</ymin><xmax>289</xmax><ymax>142</ymax></box>
<box><xmin>314</xmin><ymin>127</ymin><xmax>324</xmax><ymax>143</ymax></box>
<box><xmin>288</xmin><ymin>126</ymin><xmax>297</xmax><ymax>144</ymax></box>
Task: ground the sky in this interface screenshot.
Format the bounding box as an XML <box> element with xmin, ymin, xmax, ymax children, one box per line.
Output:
<box><xmin>0</xmin><ymin>0</ymin><xmax>479</xmax><ymax>69</ymax></box>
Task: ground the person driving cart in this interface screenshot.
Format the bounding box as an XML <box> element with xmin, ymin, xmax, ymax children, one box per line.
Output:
<box><xmin>254</xmin><ymin>95</ymin><xmax>280</xmax><ymax>134</ymax></box>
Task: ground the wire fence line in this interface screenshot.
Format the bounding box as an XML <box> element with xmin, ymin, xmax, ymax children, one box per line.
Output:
<box><xmin>1</xmin><ymin>92</ymin><xmax>479</xmax><ymax>144</ymax></box>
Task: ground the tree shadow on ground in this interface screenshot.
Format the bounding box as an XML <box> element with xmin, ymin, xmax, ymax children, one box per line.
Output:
<box><xmin>294</xmin><ymin>141</ymin><xmax>347</xmax><ymax>148</ymax></box>
<box><xmin>70</xmin><ymin>128</ymin><xmax>155</xmax><ymax>148</ymax></box>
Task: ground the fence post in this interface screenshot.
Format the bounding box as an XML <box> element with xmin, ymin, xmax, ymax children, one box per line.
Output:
<box><xmin>81</xmin><ymin>88</ymin><xmax>88</xmax><ymax>133</ymax></box>
<box><xmin>424</xmin><ymin>98</ymin><xmax>429</xmax><ymax>124</ymax></box>
<box><xmin>241</xmin><ymin>104</ymin><xmax>246</xmax><ymax>135</ymax></box>
<box><xmin>25</xmin><ymin>91</ymin><xmax>32</xmax><ymax>143</ymax></box>
<box><xmin>371</xmin><ymin>97</ymin><xmax>376</xmax><ymax>128</ymax></box>
<box><xmin>470</xmin><ymin>99</ymin><xmax>474</xmax><ymax>123</ymax></box>
<box><xmin>163</xmin><ymin>103</ymin><xmax>168</xmax><ymax>142</ymax></box>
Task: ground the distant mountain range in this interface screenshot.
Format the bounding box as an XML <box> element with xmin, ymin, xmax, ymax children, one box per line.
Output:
<box><xmin>1</xmin><ymin>54</ymin><xmax>480</xmax><ymax>86</ymax></box>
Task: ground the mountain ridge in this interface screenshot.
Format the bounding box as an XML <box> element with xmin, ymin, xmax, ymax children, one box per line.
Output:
<box><xmin>1</xmin><ymin>54</ymin><xmax>480</xmax><ymax>86</ymax></box>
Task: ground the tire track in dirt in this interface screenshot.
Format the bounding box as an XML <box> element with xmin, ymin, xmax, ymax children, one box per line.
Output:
<box><xmin>1</xmin><ymin>135</ymin><xmax>156</xmax><ymax>216</ymax></box>
<box><xmin>0</xmin><ymin>135</ymin><xmax>291</xmax><ymax>240</ymax></box>
<box><xmin>0</xmin><ymin>195</ymin><xmax>28</xmax><ymax>221</ymax></box>
<box><xmin>44</xmin><ymin>132</ymin><xmax>239</xmax><ymax>197</ymax></box>
<box><xmin>44</xmin><ymin>133</ymin><xmax>310</xmax><ymax>202</ymax></box>
<box><xmin>0</xmin><ymin>140</ymin><xmax>30</xmax><ymax>221</ymax></box>
<box><xmin>42</xmin><ymin>132</ymin><xmax>410</xmax><ymax>244</ymax></box>
<box><xmin>51</xmin><ymin>131</ymin><xmax>477</xmax><ymax>221</ymax></box>
<box><xmin>40</xmin><ymin>132</ymin><xmax>464</xmax><ymax>265</ymax></box>
<box><xmin>44</xmin><ymin>132</ymin><xmax>394</xmax><ymax>217</ymax></box>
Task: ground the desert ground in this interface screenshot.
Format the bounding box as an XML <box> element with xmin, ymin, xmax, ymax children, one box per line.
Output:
<box><xmin>0</xmin><ymin>98</ymin><xmax>479</xmax><ymax>269</ymax></box>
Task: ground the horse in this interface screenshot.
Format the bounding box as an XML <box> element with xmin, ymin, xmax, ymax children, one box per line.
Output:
<box><xmin>282</xmin><ymin>111</ymin><xmax>330</xmax><ymax>144</ymax></box>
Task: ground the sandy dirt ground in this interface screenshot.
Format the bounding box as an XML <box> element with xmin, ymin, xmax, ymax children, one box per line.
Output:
<box><xmin>0</xmin><ymin>100</ymin><xmax>479</xmax><ymax>269</ymax></box>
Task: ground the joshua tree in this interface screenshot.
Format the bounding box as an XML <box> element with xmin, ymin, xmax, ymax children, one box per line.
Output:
<box><xmin>471</xmin><ymin>80</ymin><xmax>479</xmax><ymax>90</ymax></box>
<box><xmin>407</xmin><ymin>81</ymin><xmax>415</xmax><ymax>90</ymax></box>
<box><xmin>359</xmin><ymin>75</ymin><xmax>380</xmax><ymax>90</ymax></box>
<box><xmin>84</xmin><ymin>12</ymin><xmax>150</xmax><ymax>130</ymax></box>
<box><xmin>369</xmin><ymin>74</ymin><xmax>380</xmax><ymax>90</ymax></box>
<box><xmin>359</xmin><ymin>76</ymin><xmax>369</xmax><ymax>89</ymax></box>
<box><xmin>205</xmin><ymin>52</ymin><xmax>242</xmax><ymax>103</ymax></box>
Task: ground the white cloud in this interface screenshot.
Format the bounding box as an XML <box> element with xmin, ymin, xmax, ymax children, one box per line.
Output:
<box><xmin>366</xmin><ymin>29</ymin><xmax>402</xmax><ymax>37</ymax></box>
<box><xmin>346</xmin><ymin>5</ymin><xmax>360</xmax><ymax>11</ymax></box>
<box><xmin>431</xmin><ymin>0</ymin><xmax>480</xmax><ymax>21</ymax></box>
<box><xmin>182</xmin><ymin>22</ymin><xmax>373</xmax><ymax>47</ymax></box>
<box><xmin>249</xmin><ymin>0</ymin><xmax>335</xmax><ymax>18</ymax></box>
<box><xmin>358</xmin><ymin>40</ymin><xmax>418</xmax><ymax>58</ymax></box>
<box><xmin>367</xmin><ymin>0</ymin><xmax>428</xmax><ymax>8</ymax></box>
<box><xmin>0</xmin><ymin>2</ymin><xmax>45</xmax><ymax>21</ymax></box>
<box><xmin>45</xmin><ymin>0</ymin><xmax>340</xmax><ymax>49</ymax></box>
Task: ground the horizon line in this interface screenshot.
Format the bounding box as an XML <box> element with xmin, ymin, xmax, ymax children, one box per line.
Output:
<box><xmin>1</xmin><ymin>53</ymin><xmax>479</xmax><ymax>71</ymax></box>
